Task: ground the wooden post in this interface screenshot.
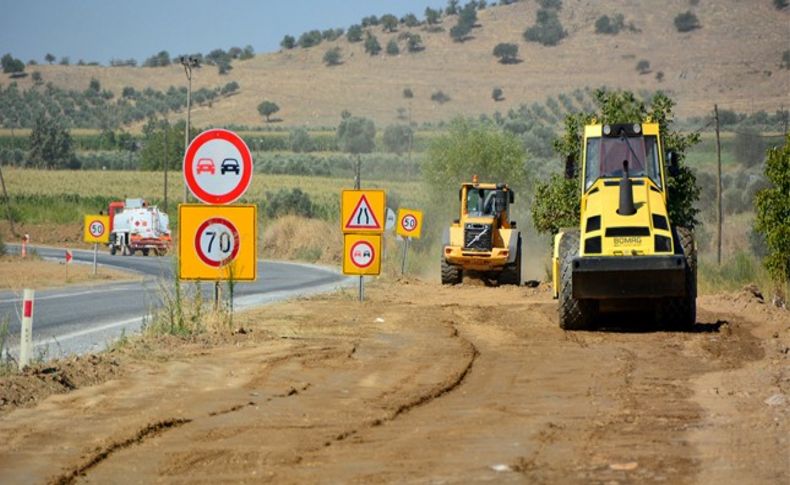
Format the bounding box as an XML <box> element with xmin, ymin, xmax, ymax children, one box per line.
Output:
<box><xmin>714</xmin><ymin>104</ymin><xmax>722</xmax><ymax>265</ymax></box>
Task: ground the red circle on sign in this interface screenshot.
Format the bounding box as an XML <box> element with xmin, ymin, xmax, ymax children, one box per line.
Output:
<box><xmin>89</xmin><ymin>220</ymin><xmax>105</xmax><ymax>237</ymax></box>
<box><xmin>183</xmin><ymin>129</ymin><xmax>253</xmax><ymax>204</ymax></box>
<box><xmin>349</xmin><ymin>241</ymin><xmax>375</xmax><ymax>268</ymax></box>
<box><xmin>400</xmin><ymin>214</ymin><xmax>417</xmax><ymax>233</ymax></box>
<box><xmin>194</xmin><ymin>217</ymin><xmax>240</xmax><ymax>267</ymax></box>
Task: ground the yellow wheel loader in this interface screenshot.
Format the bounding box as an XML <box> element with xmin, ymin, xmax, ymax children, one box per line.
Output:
<box><xmin>552</xmin><ymin>122</ymin><xmax>696</xmax><ymax>330</ymax></box>
<box><xmin>442</xmin><ymin>176</ymin><xmax>521</xmax><ymax>285</ymax></box>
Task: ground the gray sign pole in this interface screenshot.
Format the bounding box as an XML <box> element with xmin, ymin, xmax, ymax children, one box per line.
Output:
<box><xmin>93</xmin><ymin>243</ymin><xmax>98</xmax><ymax>275</ymax></box>
<box><xmin>355</xmin><ymin>156</ymin><xmax>364</xmax><ymax>302</ymax></box>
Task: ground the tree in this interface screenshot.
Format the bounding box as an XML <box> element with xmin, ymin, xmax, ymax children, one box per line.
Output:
<box><xmin>364</xmin><ymin>32</ymin><xmax>382</xmax><ymax>55</ymax></box>
<box><xmin>1</xmin><ymin>53</ymin><xmax>25</xmax><ymax>75</ymax></box>
<box><xmin>674</xmin><ymin>11</ymin><xmax>700</xmax><ymax>32</ymax></box>
<box><xmin>45</xmin><ymin>53</ymin><xmax>55</xmax><ymax>64</ymax></box>
<box><xmin>28</xmin><ymin>114</ymin><xmax>78</xmax><ymax>169</ymax></box>
<box><xmin>289</xmin><ymin>127</ymin><xmax>313</xmax><ymax>152</ymax></box>
<box><xmin>734</xmin><ymin>128</ymin><xmax>767</xmax><ymax>168</ymax></box>
<box><xmin>425</xmin><ymin>7</ymin><xmax>442</xmax><ymax>24</ymax></box>
<box><xmin>324</xmin><ymin>47</ymin><xmax>342</xmax><ymax>66</ymax></box>
<box><xmin>257</xmin><ymin>101</ymin><xmax>280</xmax><ymax>122</ymax></box>
<box><xmin>240</xmin><ymin>45</ymin><xmax>255</xmax><ymax>59</ymax></box>
<box><xmin>386</xmin><ymin>39</ymin><xmax>400</xmax><ymax>55</ymax></box>
<box><xmin>280</xmin><ymin>35</ymin><xmax>296</xmax><ymax>49</ymax></box>
<box><xmin>347</xmin><ymin>25</ymin><xmax>363</xmax><ymax>42</ymax></box>
<box><xmin>493</xmin><ymin>43</ymin><xmax>519</xmax><ymax>64</ymax></box>
<box><xmin>383</xmin><ymin>124</ymin><xmax>413</xmax><ymax>154</ymax></box>
<box><xmin>337</xmin><ymin>116</ymin><xmax>376</xmax><ymax>154</ymax></box>
<box><xmin>140</xmin><ymin>118</ymin><xmax>189</xmax><ymax>171</ymax></box>
<box><xmin>754</xmin><ymin>134</ymin><xmax>790</xmax><ymax>283</ymax></box>
<box><xmin>446</xmin><ymin>0</ymin><xmax>460</xmax><ymax>15</ymax></box>
<box><xmin>636</xmin><ymin>59</ymin><xmax>651</xmax><ymax>74</ymax></box>
<box><xmin>595</xmin><ymin>14</ymin><xmax>625</xmax><ymax>35</ymax></box>
<box><xmin>523</xmin><ymin>8</ymin><xmax>567</xmax><ymax>46</ymax></box>
<box><xmin>59</xmin><ymin>56</ymin><xmax>70</xmax><ymax>65</ymax></box>
<box><xmin>298</xmin><ymin>30</ymin><xmax>322</xmax><ymax>48</ymax></box>
<box><xmin>424</xmin><ymin>118</ymin><xmax>528</xmax><ymax>205</ymax></box>
<box><xmin>401</xmin><ymin>13</ymin><xmax>420</xmax><ymax>27</ymax></box>
<box><xmin>531</xmin><ymin>89</ymin><xmax>701</xmax><ymax>236</ymax></box>
<box><xmin>450</xmin><ymin>21</ymin><xmax>472</xmax><ymax>42</ymax></box>
<box><xmin>361</xmin><ymin>15</ymin><xmax>379</xmax><ymax>27</ymax></box>
<box><xmin>492</xmin><ymin>87</ymin><xmax>504</xmax><ymax>101</ymax></box>
<box><xmin>381</xmin><ymin>14</ymin><xmax>399</xmax><ymax>32</ymax></box>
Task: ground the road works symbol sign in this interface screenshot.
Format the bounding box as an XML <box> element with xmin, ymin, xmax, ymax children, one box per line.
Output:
<box><xmin>396</xmin><ymin>208</ymin><xmax>423</xmax><ymax>239</ymax></box>
<box><xmin>83</xmin><ymin>215</ymin><xmax>110</xmax><ymax>244</ymax></box>
<box><xmin>343</xmin><ymin>234</ymin><xmax>382</xmax><ymax>276</ymax></box>
<box><xmin>183</xmin><ymin>129</ymin><xmax>253</xmax><ymax>205</ymax></box>
<box><xmin>179</xmin><ymin>204</ymin><xmax>257</xmax><ymax>281</ymax></box>
<box><xmin>341</xmin><ymin>190</ymin><xmax>386</xmax><ymax>233</ymax></box>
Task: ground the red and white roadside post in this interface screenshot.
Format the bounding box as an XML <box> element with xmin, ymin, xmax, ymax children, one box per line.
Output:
<box><xmin>19</xmin><ymin>289</ymin><xmax>34</xmax><ymax>370</ymax></box>
<box><xmin>21</xmin><ymin>234</ymin><xmax>29</xmax><ymax>258</ymax></box>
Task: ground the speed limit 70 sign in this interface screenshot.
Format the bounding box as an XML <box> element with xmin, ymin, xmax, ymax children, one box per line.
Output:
<box><xmin>83</xmin><ymin>215</ymin><xmax>110</xmax><ymax>244</ymax></box>
<box><xmin>179</xmin><ymin>205</ymin><xmax>257</xmax><ymax>281</ymax></box>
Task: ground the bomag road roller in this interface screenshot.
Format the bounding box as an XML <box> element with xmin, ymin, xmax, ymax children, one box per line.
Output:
<box><xmin>552</xmin><ymin>122</ymin><xmax>696</xmax><ymax>330</ymax></box>
<box><xmin>442</xmin><ymin>176</ymin><xmax>521</xmax><ymax>285</ymax></box>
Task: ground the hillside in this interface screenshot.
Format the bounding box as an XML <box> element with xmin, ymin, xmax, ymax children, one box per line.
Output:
<box><xmin>2</xmin><ymin>0</ymin><xmax>788</xmax><ymax>129</ymax></box>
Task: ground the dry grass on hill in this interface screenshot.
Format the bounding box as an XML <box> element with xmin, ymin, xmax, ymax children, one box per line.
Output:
<box><xmin>2</xmin><ymin>0</ymin><xmax>787</xmax><ymax>130</ymax></box>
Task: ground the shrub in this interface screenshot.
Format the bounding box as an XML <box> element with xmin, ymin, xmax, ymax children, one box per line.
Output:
<box><xmin>431</xmin><ymin>90</ymin><xmax>451</xmax><ymax>104</ymax></box>
<box><xmin>337</xmin><ymin>116</ymin><xmax>376</xmax><ymax>154</ymax></box>
<box><xmin>493</xmin><ymin>43</ymin><xmax>519</xmax><ymax>64</ymax></box>
<box><xmin>523</xmin><ymin>8</ymin><xmax>567</xmax><ymax>46</ymax></box>
<box><xmin>288</xmin><ymin>128</ymin><xmax>312</xmax><ymax>152</ymax></box>
<box><xmin>364</xmin><ymin>33</ymin><xmax>382</xmax><ymax>55</ymax></box>
<box><xmin>450</xmin><ymin>21</ymin><xmax>472</xmax><ymax>42</ymax></box>
<box><xmin>492</xmin><ymin>87</ymin><xmax>504</xmax><ymax>101</ymax></box>
<box><xmin>774</xmin><ymin>0</ymin><xmax>789</xmax><ymax>9</ymax></box>
<box><xmin>383</xmin><ymin>124</ymin><xmax>413</xmax><ymax>154</ymax></box>
<box><xmin>386</xmin><ymin>39</ymin><xmax>400</xmax><ymax>55</ymax></box>
<box><xmin>425</xmin><ymin>7</ymin><xmax>442</xmax><ymax>24</ymax></box>
<box><xmin>323</xmin><ymin>47</ymin><xmax>342</xmax><ymax>66</ymax></box>
<box><xmin>734</xmin><ymin>128</ymin><xmax>767</xmax><ymax>167</ymax></box>
<box><xmin>674</xmin><ymin>11</ymin><xmax>700</xmax><ymax>32</ymax></box>
<box><xmin>361</xmin><ymin>15</ymin><xmax>379</xmax><ymax>27</ymax></box>
<box><xmin>406</xmin><ymin>33</ymin><xmax>425</xmax><ymax>52</ymax></box>
<box><xmin>298</xmin><ymin>30</ymin><xmax>322</xmax><ymax>48</ymax></box>
<box><xmin>403</xmin><ymin>88</ymin><xmax>414</xmax><ymax>99</ymax></box>
<box><xmin>0</xmin><ymin>232</ymin><xmax>5</xmax><ymax>256</ymax></box>
<box><xmin>781</xmin><ymin>50</ymin><xmax>790</xmax><ymax>69</ymax></box>
<box><xmin>265</xmin><ymin>188</ymin><xmax>314</xmax><ymax>219</ymax></box>
<box><xmin>636</xmin><ymin>59</ymin><xmax>651</xmax><ymax>74</ymax></box>
<box><xmin>401</xmin><ymin>13</ymin><xmax>420</xmax><ymax>27</ymax></box>
<box><xmin>537</xmin><ymin>0</ymin><xmax>562</xmax><ymax>9</ymax></box>
<box><xmin>347</xmin><ymin>25</ymin><xmax>363</xmax><ymax>42</ymax></box>
<box><xmin>656</xmin><ymin>71</ymin><xmax>665</xmax><ymax>82</ymax></box>
<box><xmin>595</xmin><ymin>14</ymin><xmax>625</xmax><ymax>34</ymax></box>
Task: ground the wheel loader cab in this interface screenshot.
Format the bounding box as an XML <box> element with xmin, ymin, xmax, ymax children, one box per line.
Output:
<box><xmin>552</xmin><ymin>122</ymin><xmax>697</xmax><ymax>330</ymax></box>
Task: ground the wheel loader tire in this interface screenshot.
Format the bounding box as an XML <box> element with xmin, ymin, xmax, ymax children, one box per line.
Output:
<box><xmin>441</xmin><ymin>257</ymin><xmax>462</xmax><ymax>285</ymax></box>
<box><xmin>558</xmin><ymin>230</ymin><xmax>596</xmax><ymax>330</ymax></box>
<box><xmin>659</xmin><ymin>226</ymin><xmax>697</xmax><ymax>329</ymax></box>
<box><xmin>498</xmin><ymin>235</ymin><xmax>522</xmax><ymax>286</ymax></box>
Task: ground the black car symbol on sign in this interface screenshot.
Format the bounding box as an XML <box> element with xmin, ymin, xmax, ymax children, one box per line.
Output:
<box><xmin>221</xmin><ymin>158</ymin><xmax>240</xmax><ymax>175</ymax></box>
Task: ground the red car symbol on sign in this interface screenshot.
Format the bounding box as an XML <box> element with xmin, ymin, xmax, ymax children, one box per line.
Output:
<box><xmin>196</xmin><ymin>158</ymin><xmax>215</xmax><ymax>175</ymax></box>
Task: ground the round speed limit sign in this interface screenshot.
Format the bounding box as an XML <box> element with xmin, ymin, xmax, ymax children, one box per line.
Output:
<box><xmin>88</xmin><ymin>220</ymin><xmax>105</xmax><ymax>238</ymax></box>
<box><xmin>401</xmin><ymin>214</ymin><xmax>417</xmax><ymax>233</ymax></box>
<box><xmin>194</xmin><ymin>218</ymin><xmax>240</xmax><ymax>267</ymax></box>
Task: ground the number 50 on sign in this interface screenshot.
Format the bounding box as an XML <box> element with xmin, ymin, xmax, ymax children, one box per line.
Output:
<box><xmin>179</xmin><ymin>204</ymin><xmax>257</xmax><ymax>281</ymax></box>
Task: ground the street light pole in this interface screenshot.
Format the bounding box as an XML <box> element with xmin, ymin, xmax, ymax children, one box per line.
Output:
<box><xmin>180</xmin><ymin>56</ymin><xmax>199</xmax><ymax>203</ymax></box>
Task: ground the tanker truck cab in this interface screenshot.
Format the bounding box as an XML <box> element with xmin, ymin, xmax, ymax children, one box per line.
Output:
<box><xmin>552</xmin><ymin>122</ymin><xmax>697</xmax><ymax>329</ymax></box>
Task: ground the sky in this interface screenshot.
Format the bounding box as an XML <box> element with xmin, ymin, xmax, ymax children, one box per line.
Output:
<box><xmin>1</xmin><ymin>0</ymin><xmax>448</xmax><ymax>64</ymax></box>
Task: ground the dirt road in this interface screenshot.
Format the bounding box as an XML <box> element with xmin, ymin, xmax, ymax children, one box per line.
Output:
<box><xmin>0</xmin><ymin>280</ymin><xmax>787</xmax><ymax>484</ymax></box>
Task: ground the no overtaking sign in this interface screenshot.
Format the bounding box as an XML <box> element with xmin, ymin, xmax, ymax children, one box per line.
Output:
<box><xmin>184</xmin><ymin>129</ymin><xmax>253</xmax><ymax>204</ymax></box>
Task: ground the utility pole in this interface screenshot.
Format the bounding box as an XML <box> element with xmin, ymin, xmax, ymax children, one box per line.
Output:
<box><xmin>714</xmin><ymin>104</ymin><xmax>722</xmax><ymax>265</ymax></box>
<box><xmin>162</xmin><ymin>117</ymin><xmax>169</xmax><ymax>213</ymax></box>
<box><xmin>181</xmin><ymin>56</ymin><xmax>199</xmax><ymax>203</ymax></box>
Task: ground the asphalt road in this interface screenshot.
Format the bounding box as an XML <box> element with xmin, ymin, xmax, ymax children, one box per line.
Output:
<box><xmin>1</xmin><ymin>245</ymin><xmax>349</xmax><ymax>357</ymax></box>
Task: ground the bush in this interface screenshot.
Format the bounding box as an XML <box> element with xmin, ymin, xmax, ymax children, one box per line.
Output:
<box><xmin>298</xmin><ymin>30</ymin><xmax>322</xmax><ymax>48</ymax></box>
<box><xmin>492</xmin><ymin>87</ymin><xmax>504</xmax><ymax>101</ymax></box>
<box><xmin>406</xmin><ymin>33</ymin><xmax>425</xmax><ymax>52</ymax></box>
<box><xmin>754</xmin><ymin>134</ymin><xmax>790</xmax><ymax>282</ymax></box>
<box><xmin>537</xmin><ymin>0</ymin><xmax>562</xmax><ymax>9</ymax></box>
<box><xmin>323</xmin><ymin>47</ymin><xmax>342</xmax><ymax>66</ymax></box>
<box><xmin>523</xmin><ymin>8</ymin><xmax>567</xmax><ymax>46</ymax></box>
<box><xmin>382</xmin><ymin>124</ymin><xmax>413</xmax><ymax>154</ymax></box>
<box><xmin>493</xmin><ymin>43</ymin><xmax>519</xmax><ymax>64</ymax></box>
<box><xmin>386</xmin><ymin>39</ymin><xmax>400</xmax><ymax>55</ymax></box>
<box><xmin>781</xmin><ymin>50</ymin><xmax>790</xmax><ymax>70</ymax></box>
<box><xmin>450</xmin><ymin>21</ymin><xmax>472</xmax><ymax>42</ymax></box>
<box><xmin>337</xmin><ymin>116</ymin><xmax>376</xmax><ymax>154</ymax></box>
<box><xmin>431</xmin><ymin>90</ymin><xmax>451</xmax><ymax>104</ymax></box>
<box><xmin>734</xmin><ymin>128</ymin><xmax>767</xmax><ymax>167</ymax></box>
<box><xmin>280</xmin><ymin>35</ymin><xmax>296</xmax><ymax>49</ymax></box>
<box><xmin>288</xmin><ymin>128</ymin><xmax>312</xmax><ymax>152</ymax></box>
<box><xmin>425</xmin><ymin>7</ymin><xmax>442</xmax><ymax>24</ymax></box>
<box><xmin>636</xmin><ymin>59</ymin><xmax>651</xmax><ymax>74</ymax></box>
<box><xmin>0</xmin><ymin>232</ymin><xmax>5</xmax><ymax>256</ymax></box>
<box><xmin>364</xmin><ymin>33</ymin><xmax>382</xmax><ymax>55</ymax></box>
<box><xmin>264</xmin><ymin>188</ymin><xmax>314</xmax><ymax>219</ymax></box>
<box><xmin>674</xmin><ymin>11</ymin><xmax>700</xmax><ymax>32</ymax></box>
<box><xmin>401</xmin><ymin>13</ymin><xmax>420</xmax><ymax>27</ymax></box>
<box><xmin>774</xmin><ymin>0</ymin><xmax>789</xmax><ymax>9</ymax></box>
<box><xmin>595</xmin><ymin>14</ymin><xmax>625</xmax><ymax>35</ymax></box>
<box><xmin>347</xmin><ymin>25</ymin><xmax>363</xmax><ymax>42</ymax></box>
<box><xmin>381</xmin><ymin>14</ymin><xmax>399</xmax><ymax>32</ymax></box>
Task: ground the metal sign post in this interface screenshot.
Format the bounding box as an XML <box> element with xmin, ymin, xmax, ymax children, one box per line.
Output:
<box><xmin>401</xmin><ymin>237</ymin><xmax>410</xmax><ymax>275</ymax></box>
<box><xmin>93</xmin><ymin>243</ymin><xmax>98</xmax><ymax>275</ymax></box>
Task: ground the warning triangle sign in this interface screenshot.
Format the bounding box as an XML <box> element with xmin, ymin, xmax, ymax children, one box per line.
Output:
<box><xmin>345</xmin><ymin>195</ymin><xmax>382</xmax><ymax>230</ymax></box>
